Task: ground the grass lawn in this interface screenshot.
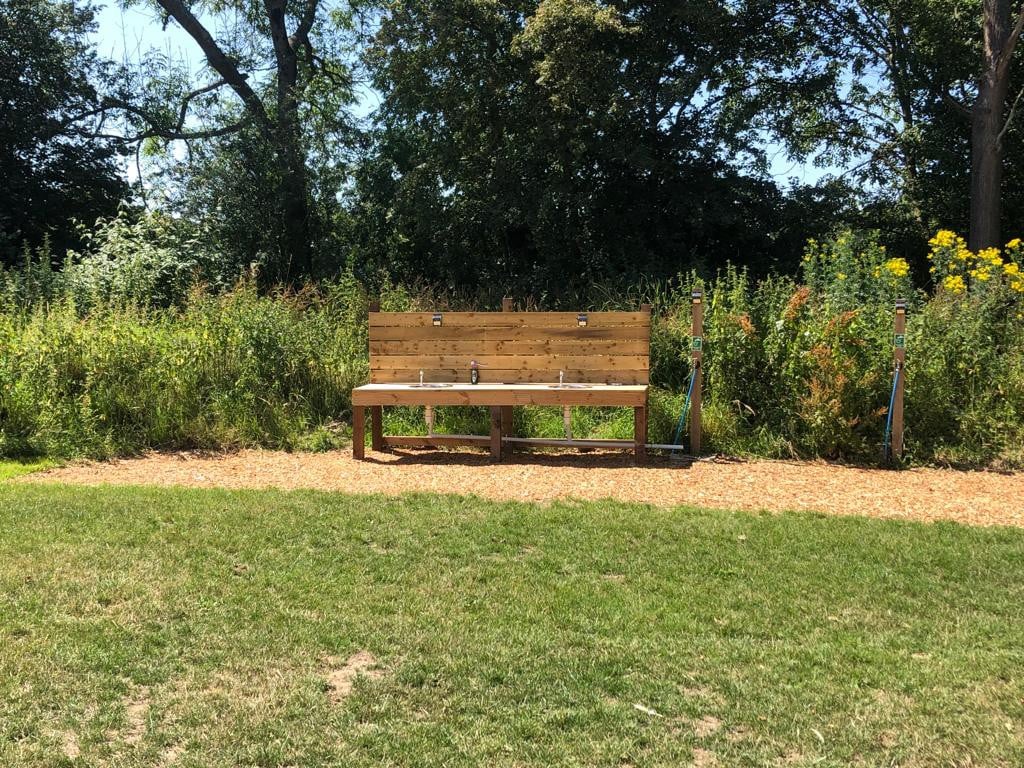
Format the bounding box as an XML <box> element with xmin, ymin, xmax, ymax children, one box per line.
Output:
<box><xmin>1</xmin><ymin>484</ymin><xmax>1022</xmax><ymax>767</ymax></box>
<box><xmin>0</xmin><ymin>459</ymin><xmax>54</xmax><ymax>482</ymax></box>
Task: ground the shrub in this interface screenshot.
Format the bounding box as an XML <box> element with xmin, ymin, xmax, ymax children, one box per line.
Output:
<box><xmin>1</xmin><ymin>227</ymin><xmax>1021</xmax><ymax>467</ymax></box>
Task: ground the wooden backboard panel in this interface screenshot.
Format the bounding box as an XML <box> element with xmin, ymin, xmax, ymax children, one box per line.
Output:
<box><xmin>368</xmin><ymin>311</ymin><xmax>651</xmax><ymax>385</ymax></box>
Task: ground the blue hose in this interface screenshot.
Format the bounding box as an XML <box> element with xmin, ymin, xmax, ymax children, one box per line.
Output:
<box><xmin>671</xmin><ymin>365</ymin><xmax>698</xmax><ymax>458</ymax></box>
<box><xmin>883</xmin><ymin>364</ymin><xmax>902</xmax><ymax>461</ymax></box>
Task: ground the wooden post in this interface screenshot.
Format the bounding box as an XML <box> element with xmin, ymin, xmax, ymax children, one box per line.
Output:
<box><xmin>352</xmin><ymin>406</ymin><xmax>365</xmax><ymax>460</ymax></box>
<box><xmin>634</xmin><ymin>405</ymin><xmax>647</xmax><ymax>461</ymax></box>
<box><xmin>500</xmin><ymin>297</ymin><xmax>514</xmax><ymax>457</ymax></box>
<box><xmin>634</xmin><ymin>303</ymin><xmax>652</xmax><ymax>461</ymax></box>
<box><xmin>489</xmin><ymin>407</ymin><xmax>503</xmax><ymax>460</ymax></box>
<box><xmin>690</xmin><ymin>290</ymin><xmax>703</xmax><ymax>455</ymax></box>
<box><xmin>892</xmin><ymin>298</ymin><xmax>907</xmax><ymax>459</ymax></box>
<box><xmin>370</xmin><ymin>407</ymin><xmax>384</xmax><ymax>451</ymax></box>
<box><xmin>365</xmin><ymin>298</ymin><xmax>381</xmax><ymax>455</ymax></box>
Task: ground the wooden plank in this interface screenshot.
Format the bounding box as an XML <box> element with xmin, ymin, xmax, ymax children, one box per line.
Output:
<box><xmin>383</xmin><ymin>435</ymin><xmax>491</xmax><ymax>448</ymax></box>
<box><xmin>369</xmin><ymin>311</ymin><xmax>650</xmax><ymax>328</ymax></box>
<box><xmin>503</xmin><ymin>438</ymin><xmax>633</xmax><ymax>448</ymax></box>
<box><xmin>370</xmin><ymin>325</ymin><xmax>649</xmax><ymax>342</ymax></box>
<box><xmin>370</xmin><ymin>339</ymin><xmax>650</xmax><ymax>356</ymax></box>
<box><xmin>368</xmin><ymin>369</ymin><xmax>649</xmax><ymax>385</ymax></box>
<box><xmin>352</xmin><ymin>406</ymin><xmax>365</xmax><ymax>460</ymax></box>
<box><xmin>352</xmin><ymin>385</ymin><xmax>649</xmax><ymax>407</ymax></box>
<box><xmin>371</xmin><ymin>355</ymin><xmax>649</xmax><ymax>371</ymax></box>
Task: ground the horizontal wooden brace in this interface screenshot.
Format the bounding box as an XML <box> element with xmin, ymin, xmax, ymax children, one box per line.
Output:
<box><xmin>369</xmin><ymin>311</ymin><xmax>650</xmax><ymax>328</ymax></box>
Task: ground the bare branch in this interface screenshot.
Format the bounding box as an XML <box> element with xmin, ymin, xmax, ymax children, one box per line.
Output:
<box><xmin>997</xmin><ymin>3</ymin><xmax>1024</xmax><ymax>76</ymax></box>
<box><xmin>999</xmin><ymin>81</ymin><xmax>1024</xmax><ymax>143</ymax></box>
<box><xmin>153</xmin><ymin>0</ymin><xmax>273</xmax><ymax>137</ymax></box>
<box><xmin>175</xmin><ymin>78</ymin><xmax>231</xmax><ymax>133</ymax></box>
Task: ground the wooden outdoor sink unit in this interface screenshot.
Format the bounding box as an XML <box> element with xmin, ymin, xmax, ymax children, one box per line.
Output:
<box><xmin>351</xmin><ymin>303</ymin><xmax>651</xmax><ymax>460</ymax></box>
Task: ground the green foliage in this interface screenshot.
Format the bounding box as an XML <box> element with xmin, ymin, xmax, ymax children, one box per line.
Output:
<box><xmin>0</xmin><ymin>0</ymin><xmax>126</xmax><ymax>263</ymax></box>
<box><xmin>0</xmin><ymin>208</ymin><xmax>238</xmax><ymax>309</ymax></box>
<box><xmin>351</xmin><ymin>0</ymin><xmax>854</xmax><ymax>295</ymax></box>
<box><xmin>0</xmin><ymin>278</ymin><xmax>371</xmax><ymax>458</ymax></box>
<box><xmin>1</xmin><ymin>228</ymin><xmax>1022</xmax><ymax>466</ymax></box>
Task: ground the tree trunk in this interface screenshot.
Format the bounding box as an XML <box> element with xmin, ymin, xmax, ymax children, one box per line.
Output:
<box><xmin>276</xmin><ymin>138</ymin><xmax>314</xmax><ymax>280</ymax></box>
<box><xmin>266</xmin><ymin>0</ymin><xmax>315</xmax><ymax>281</ymax></box>
<box><xmin>969</xmin><ymin>0</ymin><xmax>1014</xmax><ymax>251</ymax></box>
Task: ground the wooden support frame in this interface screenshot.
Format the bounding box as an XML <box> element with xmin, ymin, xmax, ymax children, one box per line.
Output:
<box><xmin>690</xmin><ymin>290</ymin><xmax>703</xmax><ymax>455</ymax></box>
<box><xmin>891</xmin><ymin>298</ymin><xmax>907</xmax><ymax>460</ymax></box>
<box><xmin>501</xmin><ymin>297</ymin><xmax>515</xmax><ymax>458</ymax></box>
<box><xmin>352</xmin><ymin>301</ymin><xmax>652</xmax><ymax>461</ymax></box>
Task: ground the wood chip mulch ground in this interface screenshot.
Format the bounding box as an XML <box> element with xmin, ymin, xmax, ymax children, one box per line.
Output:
<box><xmin>20</xmin><ymin>448</ymin><xmax>1024</xmax><ymax>528</ymax></box>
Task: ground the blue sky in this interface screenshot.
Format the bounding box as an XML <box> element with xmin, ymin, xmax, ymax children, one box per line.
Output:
<box><xmin>91</xmin><ymin>2</ymin><xmax>835</xmax><ymax>186</ymax></box>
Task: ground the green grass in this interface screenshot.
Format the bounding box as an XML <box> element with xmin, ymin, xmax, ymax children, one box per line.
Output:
<box><xmin>0</xmin><ymin>458</ymin><xmax>53</xmax><ymax>481</ymax></box>
<box><xmin>1</xmin><ymin>484</ymin><xmax>1023</xmax><ymax>767</ymax></box>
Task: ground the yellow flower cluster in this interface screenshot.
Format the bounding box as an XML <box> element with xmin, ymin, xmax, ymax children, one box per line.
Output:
<box><xmin>929</xmin><ymin>230</ymin><xmax>958</xmax><ymax>248</ymax></box>
<box><xmin>977</xmin><ymin>247</ymin><xmax>1003</xmax><ymax>267</ymax></box>
<box><xmin>943</xmin><ymin>274</ymin><xmax>967</xmax><ymax>294</ymax></box>
<box><xmin>883</xmin><ymin>258</ymin><xmax>910</xmax><ymax>277</ymax></box>
<box><xmin>928</xmin><ymin>230</ymin><xmax>1024</xmax><ymax>295</ymax></box>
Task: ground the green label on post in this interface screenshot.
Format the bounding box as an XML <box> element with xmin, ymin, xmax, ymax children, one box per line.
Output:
<box><xmin>692</xmin><ymin>337</ymin><xmax>703</xmax><ymax>351</ymax></box>
<box><xmin>894</xmin><ymin>334</ymin><xmax>906</xmax><ymax>349</ymax></box>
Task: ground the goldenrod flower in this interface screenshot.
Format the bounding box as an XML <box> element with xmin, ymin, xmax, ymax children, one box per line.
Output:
<box><xmin>978</xmin><ymin>247</ymin><xmax>1003</xmax><ymax>267</ymax></box>
<box><xmin>883</xmin><ymin>258</ymin><xmax>910</xmax><ymax>277</ymax></box>
<box><xmin>1005</xmin><ymin>262</ymin><xmax>1020</xmax><ymax>276</ymax></box>
<box><xmin>1006</xmin><ymin>238</ymin><xmax>1021</xmax><ymax>249</ymax></box>
<box><xmin>943</xmin><ymin>274</ymin><xmax>966</xmax><ymax>294</ymax></box>
<box><xmin>929</xmin><ymin>230</ymin><xmax>957</xmax><ymax>248</ymax></box>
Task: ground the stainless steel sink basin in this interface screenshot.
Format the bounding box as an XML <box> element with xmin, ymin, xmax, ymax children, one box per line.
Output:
<box><xmin>410</xmin><ymin>382</ymin><xmax>454</xmax><ymax>388</ymax></box>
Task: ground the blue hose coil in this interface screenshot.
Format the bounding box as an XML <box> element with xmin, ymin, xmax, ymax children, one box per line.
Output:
<box><xmin>883</xmin><ymin>364</ymin><xmax>902</xmax><ymax>460</ymax></box>
<box><xmin>671</xmin><ymin>365</ymin><xmax>698</xmax><ymax>457</ymax></box>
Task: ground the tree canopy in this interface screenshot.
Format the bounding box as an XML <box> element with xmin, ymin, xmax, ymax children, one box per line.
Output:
<box><xmin>7</xmin><ymin>0</ymin><xmax>1024</xmax><ymax>294</ymax></box>
<box><xmin>0</xmin><ymin>0</ymin><xmax>126</xmax><ymax>264</ymax></box>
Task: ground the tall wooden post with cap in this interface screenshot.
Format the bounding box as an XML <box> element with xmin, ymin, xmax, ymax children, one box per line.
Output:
<box><xmin>500</xmin><ymin>297</ymin><xmax>515</xmax><ymax>457</ymax></box>
<box><xmin>891</xmin><ymin>298</ymin><xmax>907</xmax><ymax>459</ymax></box>
<box><xmin>690</xmin><ymin>289</ymin><xmax>704</xmax><ymax>455</ymax></box>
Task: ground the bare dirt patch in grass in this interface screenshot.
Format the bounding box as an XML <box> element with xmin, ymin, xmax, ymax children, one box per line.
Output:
<box><xmin>691</xmin><ymin>746</ymin><xmax>718</xmax><ymax>767</ymax></box>
<box><xmin>26</xmin><ymin>448</ymin><xmax>1024</xmax><ymax>527</ymax></box>
<box><xmin>324</xmin><ymin>651</ymin><xmax>385</xmax><ymax>704</ymax></box>
<box><xmin>160</xmin><ymin>744</ymin><xmax>184</xmax><ymax>766</ymax></box>
<box><xmin>121</xmin><ymin>687</ymin><xmax>151</xmax><ymax>745</ymax></box>
<box><xmin>693</xmin><ymin>714</ymin><xmax>722</xmax><ymax>738</ymax></box>
<box><xmin>60</xmin><ymin>730</ymin><xmax>80</xmax><ymax>759</ymax></box>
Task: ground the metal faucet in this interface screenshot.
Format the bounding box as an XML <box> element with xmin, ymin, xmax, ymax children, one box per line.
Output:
<box><xmin>419</xmin><ymin>370</ymin><xmax>424</xmax><ymax>385</ymax></box>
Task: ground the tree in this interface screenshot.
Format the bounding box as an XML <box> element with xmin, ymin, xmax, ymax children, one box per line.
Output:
<box><xmin>353</xmin><ymin>0</ymin><xmax>852</xmax><ymax>295</ymax></box>
<box><xmin>88</xmin><ymin>0</ymin><xmax>359</xmax><ymax>281</ymax></box>
<box><xmin>969</xmin><ymin>0</ymin><xmax>1024</xmax><ymax>249</ymax></box>
<box><xmin>797</xmin><ymin>1</ymin><xmax>1024</xmax><ymax>252</ymax></box>
<box><xmin>0</xmin><ymin>0</ymin><xmax>126</xmax><ymax>265</ymax></box>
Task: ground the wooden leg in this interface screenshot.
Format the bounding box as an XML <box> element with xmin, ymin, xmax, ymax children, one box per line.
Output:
<box><xmin>634</xmin><ymin>405</ymin><xmax>647</xmax><ymax>462</ymax></box>
<box><xmin>490</xmin><ymin>407</ymin><xmax>502</xmax><ymax>460</ymax></box>
<box><xmin>370</xmin><ymin>406</ymin><xmax>384</xmax><ymax>452</ymax></box>
<box><xmin>500</xmin><ymin>406</ymin><xmax>514</xmax><ymax>458</ymax></box>
<box><xmin>352</xmin><ymin>406</ymin><xmax>365</xmax><ymax>460</ymax></box>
